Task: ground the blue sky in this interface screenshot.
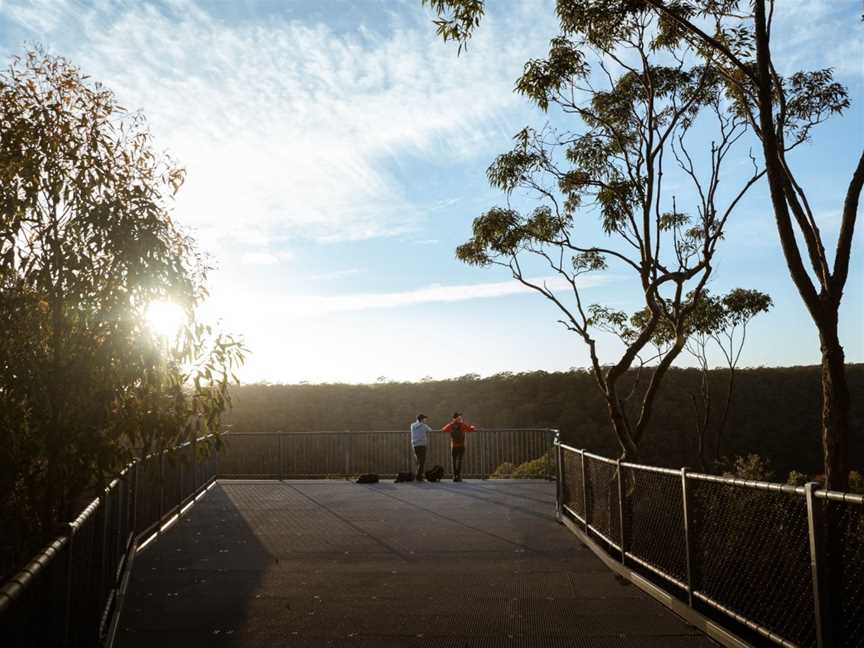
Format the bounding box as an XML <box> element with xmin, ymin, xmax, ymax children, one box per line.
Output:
<box><xmin>1</xmin><ymin>0</ymin><xmax>862</xmax><ymax>383</ymax></box>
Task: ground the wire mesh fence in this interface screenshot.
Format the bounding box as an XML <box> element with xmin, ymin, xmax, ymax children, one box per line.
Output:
<box><xmin>584</xmin><ymin>453</ymin><xmax>621</xmax><ymax>550</ymax></box>
<box><xmin>689</xmin><ymin>476</ymin><xmax>815</xmax><ymax>647</ymax></box>
<box><xmin>560</xmin><ymin>444</ymin><xmax>585</xmax><ymax>520</ymax></box>
<box><xmin>623</xmin><ymin>465</ymin><xmax>688</xmax><ymax>587</ymax></box>
<box><xmin>556</xmin><ymin>442</ymin><xmax>864</xmax><ymax>648</ymax></box>
<box><xmin>822</xmin><ymin>495</ymin><xmax>864</xmax><ymax>647</ymax></box>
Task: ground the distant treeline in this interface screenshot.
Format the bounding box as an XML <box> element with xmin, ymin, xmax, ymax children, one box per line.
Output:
<box><xmin>224</xmin><ymin>365</ymin><xmax>864</xmax><ymax>478</ymax></box>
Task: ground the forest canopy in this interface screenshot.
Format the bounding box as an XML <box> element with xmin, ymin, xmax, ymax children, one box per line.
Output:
<box><xmin>223</xmin><ymin>364</ymin><xmax>864</xmax><ymax>479</ymax></box>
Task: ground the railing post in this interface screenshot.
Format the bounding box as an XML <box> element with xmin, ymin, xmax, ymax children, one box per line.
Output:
<box><xmin>681</xmin><ymin>467</ymin><xmax>695</xmax><ymax>608</ymax></box>
<box><xmin>616</xmin><ymin>459</ymin><xmax>627</xmax><ymax>565</ymax></box>
<box><xmin>158</xmin><ymin>451</ymin><xmax>165</xmax><ymax>532</ymax></box>
<box><xmin>806</xmin><ymin>482</ymin><xmax>834</xmax><ymax>648</ymax></box>
<box><xmin>63</xmin><ymin>523</ymin><xmax>75</xmax><ymax>645</ymax></box>
<box><xmin>192</xmin><ymin>434</ymin><xmax>198</xmax><ymax>492</ymax></box>
<box><xmin>278</xmin><ymin>434</ymin><xmax>284</xmax><ymax>481</ymax></box>
<box><xmin>344</xmin><ymin>433</ymin><xmax>351</xmax><ymax>477</ymax></box>
<box><xmin>580</xmin><ymin>450</ymin><xmax>590</xmax><ymax>533</ymax></box>
<box><xmin>177</xmin><ymin>451</ymin><xmax>183</xmax><ymax>514</ymax></box>
<box><xmin>554</xmin><ymin>431</ymin><xmax>562</xmax><ymax>521</ymax></box>
<box><xmin>131</xmin><ymin>460</ymin><xmax>139</xmax><ymax>537</ymax></box>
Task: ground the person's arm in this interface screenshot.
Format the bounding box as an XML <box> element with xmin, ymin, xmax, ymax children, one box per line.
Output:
<box><xmin>441</xmin><ymin>421</ymin><xmax>452</xmax><ymax>433</ymax></box>
<box><xmin>464</xmin><ymin>422</ymin><xmax>477</xmax><ymax>433</ymax></box>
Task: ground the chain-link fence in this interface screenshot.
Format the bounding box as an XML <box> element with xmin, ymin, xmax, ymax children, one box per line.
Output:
<box><xmin>555</xmin><ymin>441</ymin><xmax>864</xmax><ymax>648</ymax></box>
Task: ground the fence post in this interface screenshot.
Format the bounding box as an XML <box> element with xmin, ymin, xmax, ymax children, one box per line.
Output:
<box><xmin>681</xmin><ymin>468</ymin><xmax>694</xmax><ymax>608</ymax></box>
<box><xmin>616</xmin><ymin>459</ymin><xmax>627</xmax><ymax>565</ymax></box>
<box><xmin>581</xmin><ymin>450</ymin><xmax>590</xmax><ymax>533</ymax></box>
<box><xmin>554</xmin><ymin>431</ymin><xmax>562</xmax><ymax>521</ymax></box>
<box><xmin>805</xmin><ymin>482</ymin><xmax>834</xmax><ymax>648</ymax></box>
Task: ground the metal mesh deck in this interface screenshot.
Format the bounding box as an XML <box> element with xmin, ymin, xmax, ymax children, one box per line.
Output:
<box><xmin>120</xmin><ymin>480</ymin><xmax>714</xmax><ymax>647</ymax></box>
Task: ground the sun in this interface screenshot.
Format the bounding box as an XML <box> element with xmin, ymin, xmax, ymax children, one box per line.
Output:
<box><xmin>145</xmin><ymin>301</ymin><xmax>186</xmax><ymax>339</ymax></box>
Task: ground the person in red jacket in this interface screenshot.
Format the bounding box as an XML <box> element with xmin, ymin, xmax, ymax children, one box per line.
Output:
<box><xmin>441</xmin><ymin>412</ymin><xmax>476</xmax><ymax>482</ymax></box>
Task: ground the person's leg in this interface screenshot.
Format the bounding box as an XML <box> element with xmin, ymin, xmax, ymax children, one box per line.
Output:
<box><xmin>415</xmin><ymin>445</ymin><xmax>426</xmax><ymax>480</ymax></box>
<box><xmin>453</xmin><ymin>447</ymin><xmax>464</xmax><ymax>481</ymax></box>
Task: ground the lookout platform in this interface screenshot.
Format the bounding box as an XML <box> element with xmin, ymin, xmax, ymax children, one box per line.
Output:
<box><xmin>119</xmin><ymin>480</ymin><xmax>714</xmax><ymax>647</ymax></box>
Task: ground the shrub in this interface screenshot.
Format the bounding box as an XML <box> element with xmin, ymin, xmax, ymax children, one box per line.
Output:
<box><xmin>849</xmin><ymin>470</ymin><xmax>864</xmax><ymax>494</ymax></box>
<box><xmin>511</xmin><ymin>454</ymin><xmax>553</xmax><ymax>479</ymax></box>
<box><xmin>491</xmin><ymin>462</ymin><xmax>515</xmax><ymax>478</ymax></box>
<box><xmin>787</xmin><ymin>470</ymin><xmax>809</xmax><ymax>487</ymax></box>
<box><xmin>723</xmin><ymin>454</ymin><xmax>774</xmax><ymax>481</ymax></box>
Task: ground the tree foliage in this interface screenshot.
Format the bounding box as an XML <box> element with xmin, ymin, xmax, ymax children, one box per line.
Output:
<box><xmin>0</xmin><ymin>51</ymin><xmax>244</xmax><ymax>573</ymax></box>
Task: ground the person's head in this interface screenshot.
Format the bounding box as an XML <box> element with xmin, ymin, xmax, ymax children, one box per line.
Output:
<box><xmin>417</xmin><ymin>414</ymin><xmax>428</xmax><ymax>423</ymax></box>
<box><xmin>452</xmin><ymin>411</ymin><xmax>462</xmax><ymax>421</ymax></box>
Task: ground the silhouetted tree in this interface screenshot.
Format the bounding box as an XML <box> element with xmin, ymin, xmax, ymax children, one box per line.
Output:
<box><xmin>426</xmin><ymin>4</ymin><xmax>764</xmax><ymax>460</ymax></box>
<box><xmin>0</xmin><ymin>51</ymin><xmax>244</xmax><ymax>571</ymax></box>
<box><xmin>424</xmin><ymin>0</ymin><xmax>862</xmax><ymax>492</ymax></box>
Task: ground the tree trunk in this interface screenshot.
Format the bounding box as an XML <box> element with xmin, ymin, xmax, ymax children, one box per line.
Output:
<box><xmin>819</xmin><ymin>318</ymin><xmax>851</xmax><ymax>492</ymax></box>
<box><xmin>714</xmin><ymin>366</ymin><xmax>735</xmax><ymax>463</ymax></box>
<box><xmin>605</xmin><ymin>393</ymin><xmax>638</xmax><ymax>462</ymax></box>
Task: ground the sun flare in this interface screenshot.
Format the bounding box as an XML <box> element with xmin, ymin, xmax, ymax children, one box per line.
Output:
<box><xmin>145</xmin><ymin>301</ymin><xmax>186</xmax><ymax>339</ymax></box>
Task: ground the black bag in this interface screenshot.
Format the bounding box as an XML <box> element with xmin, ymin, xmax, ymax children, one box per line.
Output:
<box><xmin>356</xmin><ymin>473</ymin><xmax>379</xmax><ymax>484</ymax></box>
<box><xmin>395</xmin><ymin>472</ymin><xmax>414</xmax><ymax>483</ymax></box>
<box><xmin>425</xmin><ymin>465</ymin><xmax>445</xmax><ymax>482</ymax></box>
<box><xmin>449</xmin><ymin>421</ymin><xmax>464</xmax><ymax>445</ymax></box>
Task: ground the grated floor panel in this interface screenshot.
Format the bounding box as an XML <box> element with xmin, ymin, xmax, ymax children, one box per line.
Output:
<box><xmin>120</xmin><ymin>480</ymin><xmax>714</xmax><ymax>647</ymax></box>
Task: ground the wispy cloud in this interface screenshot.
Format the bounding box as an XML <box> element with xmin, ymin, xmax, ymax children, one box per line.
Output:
<box><xmin>245</xmin><ymin>274</ymin><xmax>612</xmax><ymax>319</ymax></box>
<box><xmin>772</xmin><ymin>1</ymin><xmax>863</xmax><ymax>79</ymax></box>
<box><xmin>240</xmin><ymin>253</ymin><xmax>280</xmax><ymax>266</ymax></box>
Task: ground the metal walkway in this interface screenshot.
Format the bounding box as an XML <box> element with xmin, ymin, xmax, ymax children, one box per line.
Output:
<box><xmin>119</xmin><ymin>480</ymin><xmax>716</xmax><ymax>647</ymax></box>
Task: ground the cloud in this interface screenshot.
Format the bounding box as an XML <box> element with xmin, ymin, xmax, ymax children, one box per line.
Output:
<box><xmin>240</xmin><ymin>253</ymin><xmax>280</xmax><ymax>266</ymax></box>
<box><xmin>771</xmin><ymin>1</ymin><xmax>863</xmax><ymax>79</ymax></box>
<box><xmin>246</xmin><ymin>273</ymin><xmax>612</xmax><ymax>319</ymax></box>
<box><xmin>2</xmin><ymin>0</ymin><xmax>554</xmax><ymax>262</ymax></box>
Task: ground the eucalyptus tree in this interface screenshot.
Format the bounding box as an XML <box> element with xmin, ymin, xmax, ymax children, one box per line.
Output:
<box><xmin>426</xmin><ymin>4</ymin><xmax>764</xmax><ymax>460</ymax></box>
<box><xmin>425</xmin><ymin>0</ymin><xmax>861</xmax><ymax>491</ymax></box>
<box><xmin>0</xmin><ymin>51</ymin><xmax>244</xmax><ymax>559</ymax></box>
<box><xmin>625</xmin><ymin>288</ymin><xmax>773</xmax><ymax>469</ymax></box>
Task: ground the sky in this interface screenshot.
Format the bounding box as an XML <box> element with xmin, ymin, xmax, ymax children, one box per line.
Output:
<box><xmin>1</xmin><ymin>0</ymin><xmax>862</xmax><ymax>384</ymax></box>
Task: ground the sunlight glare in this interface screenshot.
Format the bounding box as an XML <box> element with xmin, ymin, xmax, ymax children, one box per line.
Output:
<box><xmin>145</xmin><ymin>301</ymin><xmax>186</xmax><ymax>339</ymax></box>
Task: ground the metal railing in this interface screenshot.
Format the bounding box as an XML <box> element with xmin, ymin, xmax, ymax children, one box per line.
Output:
<box><xmin>217</xmin><ymin>428</ymin><xmax>558</xmax><ymax>479</ymax></box>
<box><xmin>554</xmin><ymin>439</ymin><xmax>864</xmax><ymax>648</ymax></box>
<box><xmin>0</xmin><ymin>435</ymin><xmax>220</xmax><ymax>647</ymax></box>
<box><xmin>0</xmin><ymin>427</ymin><xmax>555</xmax><ymax>646</ymax></box>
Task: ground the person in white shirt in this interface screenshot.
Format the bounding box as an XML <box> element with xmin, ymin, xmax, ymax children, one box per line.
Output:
<box><xmin>410</xmin><ymin>414</ymin><xmax>432</xmax><ymax>481</ymax></box>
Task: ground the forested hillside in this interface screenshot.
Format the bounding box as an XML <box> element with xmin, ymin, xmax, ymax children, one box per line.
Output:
<box><xmin>224</xmin><ymin>365</ymin><xmax>864</xmax><ymax>478</ymax></box>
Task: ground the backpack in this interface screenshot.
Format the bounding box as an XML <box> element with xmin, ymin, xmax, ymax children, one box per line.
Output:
<box><xmin>425</xmin><ymin>465</ymin><xmax>445</xmax><ymax>482</ymax></box>
<box><xmin>449</xmin><ymin>420</ymin><xmax>465</xmax><ymax>445</ymax></box>
<box><xmin>356</xmin><ymin>473</ymin><xmax>379</xmax><ymax>484</ymax></box>
<box><xmin>394</xmin><ymin>472</ymin><xmax>414</xmax><ymax>483</ymax></box>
